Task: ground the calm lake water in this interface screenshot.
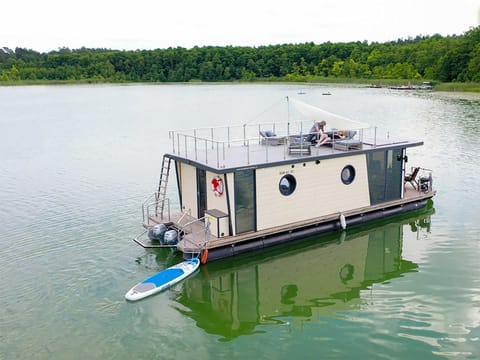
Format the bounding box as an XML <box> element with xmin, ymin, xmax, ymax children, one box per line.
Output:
<box><xmin>1</xmin><ymin>84</ymin><xmax>479</xmax><ymax>359</ymax></box>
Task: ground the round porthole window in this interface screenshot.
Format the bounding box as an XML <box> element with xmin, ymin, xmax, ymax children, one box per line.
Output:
<box><xmin>341</xmin><ymin>165</ymin><xmax>356</xmax><ymax>185</ymax></box>
<box><xmin>279</xmin><ymin>174</ymin><xmax>297</xmax><ymax>196</ymax></box>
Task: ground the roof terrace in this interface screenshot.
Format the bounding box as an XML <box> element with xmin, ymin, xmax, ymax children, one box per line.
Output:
<box><xmin>167</xmin><ymin>121</ymin><xmax>421</xmax><ymax>170</ymax></box>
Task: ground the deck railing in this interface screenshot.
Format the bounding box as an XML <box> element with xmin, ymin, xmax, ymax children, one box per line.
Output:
<box><xmin>142</xmin><ymin>193</ymin><xmax>171</xmax><ymax>226</ymax></box>
<box><xmin>416</xmin><ymin>167</ymin><xmax>434</xmax><ymax>192</ymax></box>
<box><xmin>177</xmin><ymin>216</ymin><xmax>211</xmax><ymax>257</ymax></box>
<box><xmin>169</xmin><ymin>120</ymin><xmax>382</xmax><ymax>167</ymax></box>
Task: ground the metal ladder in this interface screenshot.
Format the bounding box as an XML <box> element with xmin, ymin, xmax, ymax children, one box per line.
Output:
<box><xmin>155</xmin><ymin>155</ymin><xmax>172</xmax><ymax>219</ymax></box>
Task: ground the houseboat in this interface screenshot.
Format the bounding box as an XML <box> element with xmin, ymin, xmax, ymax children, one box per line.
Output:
<box><xmin>133</xmin><ymin>97</ymin><xmax>435</xmax><ymax>263</ymax></box>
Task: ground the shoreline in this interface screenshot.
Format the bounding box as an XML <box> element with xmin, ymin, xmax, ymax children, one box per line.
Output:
<box><xmin>1</xmin><ymin>79</ymin><xmax>480</xmax><ymax>92</ymax></box>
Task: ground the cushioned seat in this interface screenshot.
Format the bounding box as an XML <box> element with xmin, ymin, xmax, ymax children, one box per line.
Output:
<box><xmin>288</xmin><ymin>134</ymin><xmax>311</xmax><ymax>155</ymax></box>
<box><xmin>259</xmin><ymin>130</ymin><xmax>286</xmax><ymax>145</ymax></box>
<box><xmin>288</xmin><ymin>142</ymin><xmax>311</xmax><ymax>155</ymax></box>
<box><xmin>333</xmin><ymin>139</ymin><xmax>363</xmax><ymax>151</ymax></box>
<box><xmin>329</xmin><ymin>130</ymin><xmax>362</xmax><ymax>150</ymax></box>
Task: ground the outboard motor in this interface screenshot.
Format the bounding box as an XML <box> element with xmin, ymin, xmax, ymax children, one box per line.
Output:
<box><xmin>147</xmin><ymin>224</ymin><xmax>167</xmax><ymax>242</ymax></box>
<box><xmin>163</xmin><ymin>229</ymin><xmax>179</xmax><ymax>245</ymax></box>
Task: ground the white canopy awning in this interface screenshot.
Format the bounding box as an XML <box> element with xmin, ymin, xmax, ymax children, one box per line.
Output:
<box><xmin>288</xmin><ymin>97</ymin><xmax>369</xmax><ymax>130</ymax></box>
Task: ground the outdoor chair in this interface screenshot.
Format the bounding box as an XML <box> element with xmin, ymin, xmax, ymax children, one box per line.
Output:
<box><xmin>259</xmin><ymin>130</ymin><xmax>286</xmax><ymax>146</ymax></box>
<box><xmin>329</xmin><ymin>130</ymin><xmax>363</xmax><ymax>150</ymax></box>
<box><xmin>405</xmin><ymin>166</ymin><xmax>420</xmax><ymax>190</ymax></box>
<box><xmin>287</xmin><ymin>134</ymin><xmax>312</xmax><ymax>155</ymax></box>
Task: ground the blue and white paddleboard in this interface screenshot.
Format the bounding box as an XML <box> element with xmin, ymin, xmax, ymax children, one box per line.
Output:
<box><xmin>125</xmin><ymin>258</ymin><xmax>200</xmax><ymax>301</ymax></box>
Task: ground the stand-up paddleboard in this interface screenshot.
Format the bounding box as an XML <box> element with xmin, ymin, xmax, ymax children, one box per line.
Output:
<box><xmin>125</xmin><ymin>258</ymin><xmax>200</xmax><ymax>301</ymax></box>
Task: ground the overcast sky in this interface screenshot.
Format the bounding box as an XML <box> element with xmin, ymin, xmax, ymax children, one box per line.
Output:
<box><xmin>2</xmin><ymin>0</ymin><xmax>479</xmax><ymax>52</ymax></box>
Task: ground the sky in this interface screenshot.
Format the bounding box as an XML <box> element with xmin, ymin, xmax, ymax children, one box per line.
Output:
<box><xmin>2</xmin><ymin>0</ymin><xmax>479</xmax><ymax>52</ymax></box>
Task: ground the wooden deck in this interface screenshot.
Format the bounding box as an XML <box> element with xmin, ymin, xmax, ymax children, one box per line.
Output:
<box><xmin>139</xmin><ymin>185</ymin><xmax>435</xmax><ymax>256</ymax></box>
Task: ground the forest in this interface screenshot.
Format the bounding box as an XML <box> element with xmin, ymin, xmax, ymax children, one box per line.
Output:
<box><xmin>1</xmin><ymin>27</ymin><xmax>479</xmax><ymax>84</ymax></box>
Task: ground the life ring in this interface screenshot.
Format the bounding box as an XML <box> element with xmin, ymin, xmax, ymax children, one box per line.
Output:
<box><xmin>211</xmin><ymin>176</ymin><xmax>223</xmax><ymax>197</ymax></box>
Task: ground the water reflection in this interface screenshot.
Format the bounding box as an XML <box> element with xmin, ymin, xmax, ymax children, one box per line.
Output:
<box><xmin>174</xmin><ymin>207</ymin><xmax>434</xmax><ymax>341</ymax></box>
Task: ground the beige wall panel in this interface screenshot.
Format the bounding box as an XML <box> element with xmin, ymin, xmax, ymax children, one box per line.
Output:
<box><xmin>180</xmin><ymin>163</ymin><xmax>198</xmax><ymax>217</ymax></box>
<box><xmin>206</xmin><ymin>172</ymin><xmax>228</xmax><ymax>214</ymax></box>
<box><xmin>256</xmin><ymin>155</ymin><xmax>370</xmax><ymax>230</ymax></box>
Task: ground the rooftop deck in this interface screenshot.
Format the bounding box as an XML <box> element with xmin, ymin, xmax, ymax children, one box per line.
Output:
<box><xmin>168</xmin><ymin>122</ymin><xmax>422</xmax><ymax>170</ymax></box>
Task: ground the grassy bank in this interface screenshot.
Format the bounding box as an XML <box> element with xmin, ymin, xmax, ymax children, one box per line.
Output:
<box><xmin>0</xmin><ymin>79</ymin><xmax>127</xmax><ymax>86</ymax></box>
<box><xmin>280</xmin><ymin>76</ymin><xmax>480</xmax><ymax>92</ymax></box>
<box><xmin>1</xmin><ymin>78</ymin><xmax>480</xmax><ymax>92</ymax></box>
<box><xmin>432</xmin><ymin>82</ymin><xmax>480</xmax><ymax>92</ymax></box>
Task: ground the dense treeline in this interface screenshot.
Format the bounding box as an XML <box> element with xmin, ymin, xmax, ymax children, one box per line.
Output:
<box><xmin>1</xmin><ymin>27</ymin><xmax>479</xmax><ymax>83</ymax></box>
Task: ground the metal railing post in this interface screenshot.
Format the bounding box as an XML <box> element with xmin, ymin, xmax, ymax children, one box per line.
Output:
<box><xmin>184</xmin><ymin>135</ymin><xmax>188</xmax><ymax>157</ymax></box>
<box><xmin>223</xmin><ymin>142</ymin><xmax>226</xmax><ymax>166</ymax></box>
<box><xmin>205</xmin><ymin>139</ymin><xmax>208</xmax><ymax>164</ymax></box>
<box><xmin>265</xmin><ymin>139</ymin><xmax>269</xmax><ymax>162</ymax></box>
<box><xmin>170</xmin><ymin>131</ymin><xmax>176</xmax><ymax>154</ymax></box>
<box><xmin>194</xmin><ymin>129</ymin><xmax>197</xmax><ymax>160</ymax></box>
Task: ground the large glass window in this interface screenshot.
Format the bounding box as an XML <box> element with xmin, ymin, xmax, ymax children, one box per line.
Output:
<box><xmin>385</xmin><ymin>149</ymin><xmax>403</xmax><ymax>200</ymax></box>
<box><xmin>197</xmin><ymin>169</ymin><xmax>206</xmax><ymax>219</ymax></box>
<box><xmin>234</xmin><ymin>169</ymin><xmax>256</xmax><ymax>234</ymax></box>
<box><xmin>367</xmin><ymin>149</ymin><xmax>402</xmax><ymax>204</ymax></box>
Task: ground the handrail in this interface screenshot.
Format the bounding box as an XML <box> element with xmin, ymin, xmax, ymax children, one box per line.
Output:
<box><xmin>178</xmin><ymin>216</ymin><xmax>211</xmax><ymax>256</ymax></box>
<box><xmin>181</xmin><ymin>215</ymin><xmax>207</xmax><ymax>228</ymax></box>
<box><xmin>142</xmin><ymin>194</ymin><xmax>171</xmax><ymax>225</ymax></box>
<box><xmin>142</xmin><ymin>192</ymin><xmax>159</xmax><ymax>210</ymax></box>
<box><xmin>142</xmin><ymin>193</ymin><xmax>158</xmax><ymax>224</ymax></box>
<box><xmin>170</xmin><ymin>120</ymin><xmax>374</xmax><ymax>159</ymax></box>
<box><xmin>171</xmin><ymin>120</ymin><xmax>371</xmax><ymax>142</ymax></box>
<box><xmin>166</xmin><ymin>121</ymin><xmax>418</xmax><ymax>170</ymax></box>
<box><xmin>133</xmin><ymin>228</ymin><xmax>148</xmax><ymax>242</ymax></box>
<box><xmin>176</xmin><ymin>209</ymin><xmax>192</xmax><ymax>227</ymax></box>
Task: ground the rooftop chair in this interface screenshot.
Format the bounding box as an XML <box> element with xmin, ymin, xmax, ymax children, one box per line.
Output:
<box><xmin>288</xmin><ymin>133</ymin><xmax>312</xmax><ymax>155</ymax></box>
<box><xmin>259</xmin><ymin>130</ymin><xmax>286</xmax><ymax>146</ymax></box>
<box><xmin>330</xmin><ymin>130</ymin><xmax>363</xmax><ymax>150</ymax></box>
<box><xmin>405</xmin><ymin>166</ymin><xmax>420</xmax><ymax>190</ymax></box>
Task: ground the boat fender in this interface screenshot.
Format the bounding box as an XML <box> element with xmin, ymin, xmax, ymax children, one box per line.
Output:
<box><xmin>211</xmin><ymin>176</ymin><xmax>223</xmax><ymax>197</ymax></box>
<box><xmin>340</xmin><ymin>213</ymin><xmax>347</xmax><ymax>230</ymax></box>
<box><xmin>201</xmin><ymin>249</ymin><xmax>209</xmax><ymax>264</ymax></box>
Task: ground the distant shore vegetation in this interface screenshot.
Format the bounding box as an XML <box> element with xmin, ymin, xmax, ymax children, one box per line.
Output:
<box><xmin>1</xmin><ymin>27</ymin><xmax>480</xmax><ymax>91</ymax></box>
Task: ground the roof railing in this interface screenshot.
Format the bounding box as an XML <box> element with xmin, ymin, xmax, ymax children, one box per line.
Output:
<box><xmin>168</xmin><ymin>121</ymin><xmax>408</xmax><ymax>167</ymax></box>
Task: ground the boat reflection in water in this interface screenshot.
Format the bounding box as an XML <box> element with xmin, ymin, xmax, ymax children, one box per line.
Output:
<box><xmin>174</xmin><ymin>206</ymin><xmax>434</xmax><ymax>341</ymax></box>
